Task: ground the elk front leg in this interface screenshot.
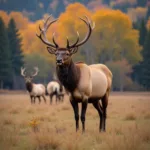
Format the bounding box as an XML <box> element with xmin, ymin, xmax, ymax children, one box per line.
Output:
<box><xmin>37</xmin><ymin>96</ymin><xmax>41</xmax><ymax>104</ymax></box>
<box><xmin>70</xmin><ymin>98</ymin><xmax>79</xmax><ymax>132</ymax></box>
<box><xmin>30</xmin><ymin>95</ymin><xmax>33</xmax><ymax>104</ymax></box>
<box><xmin>81</xmin><ymin>99</ymin><xmax>88</xmax><ymax>133</ymax></box>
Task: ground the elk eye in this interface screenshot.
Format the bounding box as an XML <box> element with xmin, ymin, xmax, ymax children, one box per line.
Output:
<box><xmin>66</xmin><ymin>53</ymin><xmax>69</xmax><ymax>56</ymax></box>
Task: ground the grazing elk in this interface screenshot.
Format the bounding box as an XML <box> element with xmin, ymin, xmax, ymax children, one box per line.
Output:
<box><xmin>36</xmin><ymin>15</ymin><xmax>112</xmax><ymax>132</ymax></box>
<box><xmin>47</xmin><ymin>80</ymin><xmax>64</xmax><ymax>104</ymax></box>
<box><xmin>21</xmin><ymin>67</ymin><xmax>46</xmax><ymax>104</ymax></box>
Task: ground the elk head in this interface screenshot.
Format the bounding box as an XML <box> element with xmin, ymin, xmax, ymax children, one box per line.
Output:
<box><xmin>21</xmin><ymin>67</ymin><xmax>39</xmax><ymax>83</ymax></box>
<box><xmin>36</xmin><ymin>15</ymin><xmax>95</xmax><ymax>66</ymax></box>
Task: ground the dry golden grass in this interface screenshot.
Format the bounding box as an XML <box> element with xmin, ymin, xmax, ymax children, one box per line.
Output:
<box><xmin>0</xmin><ymin>92</ymin><xmax>150</xmax><ymax>150</ymax></box>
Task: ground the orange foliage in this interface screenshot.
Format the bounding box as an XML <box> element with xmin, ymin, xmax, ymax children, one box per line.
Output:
<box><xmin>0</xmin><ymin>10</ymin><xmax>9</xmax><ymax>25</ymax></box>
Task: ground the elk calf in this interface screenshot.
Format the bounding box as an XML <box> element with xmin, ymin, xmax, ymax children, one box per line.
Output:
<box><xmin>21</xmin><ymin>67</ymin><xmax>46</xmax><ymax>104</ymax></box>
<box><xmin>37</xmin><ymin>15</ymin><xmax>112</xmax><ymax>132</ymax></box>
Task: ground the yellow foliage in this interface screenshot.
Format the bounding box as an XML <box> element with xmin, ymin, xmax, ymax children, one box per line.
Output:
<box><xmin>57</xmin><ymin>2</ymin><xmax>92</xmax><ymax>46</ymax></box>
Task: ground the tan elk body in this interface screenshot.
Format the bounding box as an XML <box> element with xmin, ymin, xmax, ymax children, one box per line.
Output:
<box><xmin>47</xmin><ymin>81</ymin><xmax>64</xmax><ymax>104</ymax></box>
<box><xmin>37</xmin><ymin>15</ymin><xmax>112</xmax><ymax>132</ymax></box>
<box><xmin>68</xmin><ymin>63</ymin><xmax>110</xmax><ymax>100</ymax></box>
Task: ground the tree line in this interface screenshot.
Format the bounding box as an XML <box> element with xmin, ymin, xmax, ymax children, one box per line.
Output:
<box><xmin>0</xmin><ymin>8</ymin><xmax>150</xmax><ymax>91</ymax></box>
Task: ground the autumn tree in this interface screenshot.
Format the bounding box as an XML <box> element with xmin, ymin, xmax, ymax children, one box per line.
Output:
<box><xmin>0</xmin><ymin>17</ymin><xmax>11</xmax><ymax>89</ymax></box>
<box><xmin>92</xmin><ymin>9</ymin><xmax>142</xmax><ymax>65</ymax></box>
<box><xmin>8</xmin><ymin>18</ymin><xmax>24</xmax><ymax>89</ymax></box>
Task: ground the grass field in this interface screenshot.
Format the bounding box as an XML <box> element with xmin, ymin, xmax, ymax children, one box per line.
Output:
<box><xmin>0</xmin><ymin>92</ymin><xmax>150</xmax><ymax>150</ymax></box>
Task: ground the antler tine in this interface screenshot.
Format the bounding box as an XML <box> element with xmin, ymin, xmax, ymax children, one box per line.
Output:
<box><xmin>32</xmin><ymin>67</ymin><xmax>39</xmax><ymax>77</ymax></box>
<box><xmin>67</xmin><ymin>31</ymin><xmax>80</xmax><ymax>48</ymax></box>
<box><xmin>21</xmin><ymin>67</ymin><xmax>26</xmax><ymax>77</ymax></box>
<box><xmin>52</xmin><ymin>33</ymin><xmax>58</xmax><ymax>48</ymax></box>
<box><xmin>75</xmin><ymin>16</ymin><xmax>94</xmax><ymax>47</ymax></box>
<box><xmin>66</xmin><ymin>16</ymin><xmax>94</xmax><ymax>48</ymax></box>
<box><xmin>43</xmin><ymin>15</ymin><xmax>52</xmax><ymax>28</ymax></box>
<box><xmin>36</xmin><ymin>15</ymin><xmax>58</xmax><ymax>49</ymax></box>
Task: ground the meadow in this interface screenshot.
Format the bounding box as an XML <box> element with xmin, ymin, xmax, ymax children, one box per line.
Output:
<box><xmin>0</xmin><ymin>92</ymin><xmax>150</xmax><ymax>150</ymax></box>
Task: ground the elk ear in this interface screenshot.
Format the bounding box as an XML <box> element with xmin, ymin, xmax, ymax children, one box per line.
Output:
<box><xmin>47</xmin><ymin>47</ymin><xmax>56</xmax><ymax>54</ymax></box>
<box><xmin>70</xmin><ymin>47</ymin><xmax>78</xmax><ymax>55</ymax></box>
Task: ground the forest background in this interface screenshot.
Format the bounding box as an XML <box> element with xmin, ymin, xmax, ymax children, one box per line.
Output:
<box><xmin>0</xmin><ymin>0</ymin><xmax>150</xmax><ymax>91</ymax></box>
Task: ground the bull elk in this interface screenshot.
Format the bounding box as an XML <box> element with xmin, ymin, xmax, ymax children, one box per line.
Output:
<box><xmin>36</xmin><ymin>15</ymin><xmax>112</xmax><ymax>132</ymax></box>
<box><xmin>21</xmin><ymin>67</ymin><xmax>46</xmax><ymax>104</ymax></box>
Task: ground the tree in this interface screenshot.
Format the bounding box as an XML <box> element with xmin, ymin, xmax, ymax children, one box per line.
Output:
<box><xmin>92</xmin><ymin>9</ymin><xmax>142</xmax><ymax>65</ymax></box>
<box><xmin>139</xmin><ymin>30</ymin><xmax>150</xmax><ymax>90</ymax></box>
<box><xmin>0</xmin><ymin>17</ymin><xmax>11</xmax><ymax>89</ymax></box>
<box><xmin>132</xmin><ymin>20</ymin><xmax>147</xmax><ymax>84</ymax></box>
<box><xmin>8</xmin><ymin>18</ymin><xmax>24</xmax><ymax>89</ymax></box>
<box><xmin>139</xmin><ymin>19</ymin><xmax>147</xmax><ymax>46</ymax></box>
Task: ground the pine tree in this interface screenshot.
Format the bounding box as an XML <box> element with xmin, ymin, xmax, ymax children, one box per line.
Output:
<box><xmin>132</xmin><ymin>20</ymin><xmax>147</xmax><ymax>84</ymax></box>
<box><xmin>7</xmin><ymin>18</ymin><xmax>24</xmax><ymax>89</ymax></box>
<box><xmin>139</xmin><ymin>20</ymin><xmax>147</xmax><ymax>47</ymax></box>
<box><xmin>140</xmin><ymin>30</ymin><xmax>150</xmax><ymax>90</ymax></box>
<box><xmin>0</xmin><ymin>17</ymin><xmax>11</xmax><ymax>89</ymax></box>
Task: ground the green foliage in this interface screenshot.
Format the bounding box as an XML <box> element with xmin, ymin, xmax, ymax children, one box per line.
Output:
<box><xmin>0</xmin><ymin>17</ymin><xmax>11</xmax><ymax>88</ymax></box>
<box><xmin>7</xmin><ymin>18</ymin><xmax>24</xmax><ymax>89</ymax></box>
<box><xmin>8</xmin><ymin>18</ymin><xmax>24</xmax><ymax>75</ymax></box>
<box><xmin>139</xmin><ymin>30</ymin><xmax>150</xmax><ymax>90</ymax></box>
<box><xmin>132</xmin><ymin>20</ymin><xmax>146</xmax><ymax>86</ymax></box>
<box><xmin>139</xmin><ymin>20</ymin><xmax>147</xmax><ymax>46</ymax></box>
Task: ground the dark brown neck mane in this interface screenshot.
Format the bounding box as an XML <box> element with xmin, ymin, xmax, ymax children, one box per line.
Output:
<box><xmin>56</xmin><ymin>59</ymin><xmax>80</xmax><ymax>93</ymax></box>
<box><xmin>26</xmin><ymin>82</ymin><xmax>33</xmax><ymax>92</ymax></box>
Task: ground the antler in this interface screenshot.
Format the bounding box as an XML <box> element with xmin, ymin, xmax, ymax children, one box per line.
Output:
<box><xmin>21</xmin><ymin>67</ymin><xmax>26</xmax><ymax>77</ymax></box>
<box><xmin>32</xmin><ymin>67</ymin><xmax>39</xmax><ymax>77</ymax></box>
<box><xmin>36</xmin><ymin>15</ymin><xmax>58</xmax><ymax>48</ymax></box>
<box><xmin>67</xmin><ymin>16</ymin><xmax>95</xmax><ymax>49</ymax></box>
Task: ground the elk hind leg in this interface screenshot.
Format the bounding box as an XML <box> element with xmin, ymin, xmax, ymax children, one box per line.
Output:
<box><xmin>42</xmin><ymin>95</ymin><xmax>46</xmax><ymax>103</ymax></box>
<box><xmin>92</xmin><ymin>100</ymin><xmax>103</xmax><ymax>132</ymax></box>
<box><xmin>101</xmin><ymin>92</ymin><xmax>108</xmax><ymax>132</ymax></box>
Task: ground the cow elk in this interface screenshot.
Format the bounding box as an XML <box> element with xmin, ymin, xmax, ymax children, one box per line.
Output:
<box><xmin>37</xmin><ymin>15</ymin><xmax>112</xmax><ymax>132</ymax></box>
<box><xmin>21</xmin><ymin>67</ymin><xmax>46</xmax><ymax>104</ymax></box>
<box><xmin>47</xmin><ymin>81</ymin><xmax>64</xmax><ymax>104</ymax></box>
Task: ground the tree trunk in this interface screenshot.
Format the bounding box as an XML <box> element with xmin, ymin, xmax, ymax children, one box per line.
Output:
<box><xmin>120</xmin><ymin>73</ymin><xmax>124</xmax><ymax>92</ymax></box>
<box><xmin>12</xmin><ymin>72</ymin><xmax>18</xmax><ymax>90</ymax></box>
